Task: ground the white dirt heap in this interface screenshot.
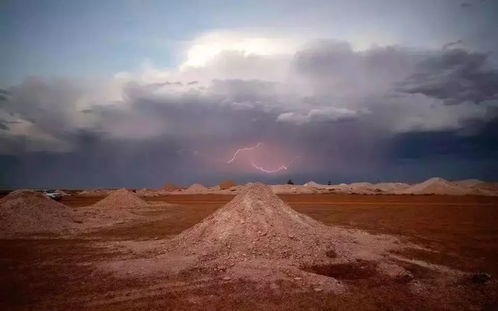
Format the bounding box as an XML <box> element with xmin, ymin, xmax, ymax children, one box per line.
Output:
<box><xmin>398</xmin><ymin>177</ymin><xmax>471</xmax><ymax>195</ymax></box>
<box><xmin>0</xmin><ymin>190</ymin><xmax>77</xmax><ymax>236</ymax></box>
<box><xmin>184</xmin><ymin>183</ymin><xmax>208</xmax><ymax>193</ymax></box>
<box><xmin>165</xmin><ymin>183</ymin><xmax>401</xmax><ymax>267</ymax></box>
<box><xmin>93</xmin><ymin>188</ymin><xmax>148</xmax><ymax>209</ymax></box>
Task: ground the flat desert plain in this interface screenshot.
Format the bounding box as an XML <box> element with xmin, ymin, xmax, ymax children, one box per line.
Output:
<box><xmin>1</xmin><ymin>192</ymin><xmax>497</xmax><ymax>310</ymax></box>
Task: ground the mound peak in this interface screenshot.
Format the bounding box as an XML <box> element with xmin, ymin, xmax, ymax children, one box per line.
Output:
<box><xmin>93</xmin><ymin>188</ymin><xmax>147</xmax><ymax>208</ymax></box>
<box><xmin>166</xmin><ymin>183</ymin><xmax>336</xmax><ymax>264</ymax></box>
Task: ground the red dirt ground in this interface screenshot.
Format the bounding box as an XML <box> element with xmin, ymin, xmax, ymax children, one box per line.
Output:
<box><xmin>1</xmin><ymin>193</ymin><xmax>497</xmax><ymax>310</ymax></box>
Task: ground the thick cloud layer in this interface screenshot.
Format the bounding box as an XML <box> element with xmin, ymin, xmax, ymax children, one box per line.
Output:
<box><xmin>1</xmin><ymin>40</ymin><xmax>497</xmax><ymax>187</ymax></box>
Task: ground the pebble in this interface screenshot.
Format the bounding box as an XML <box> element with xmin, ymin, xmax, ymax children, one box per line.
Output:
<box><xmin>313</xmin><ymin>287</ymin><xmax>323</xmax><ymax>292</ymax></box>
<box><xmin>223</xmin><ymin>276</ymin><xmax>231</xmax><ymax>281</ymax></box>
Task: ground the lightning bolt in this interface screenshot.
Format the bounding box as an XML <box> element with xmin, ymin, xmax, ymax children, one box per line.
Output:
<box><xmin>250</xmin><ymin>156</ymin><xmax>300</xmax><ymax>174</ymax></box>
<box><xmin>226</xmin><ymin>142</ymin><xmax>263</xmax><ymax>163</ymax></box>
<box><xmin>227</xmin><ymin>143</ymin><xmax>300</xmax><ymax>174</ymax></box>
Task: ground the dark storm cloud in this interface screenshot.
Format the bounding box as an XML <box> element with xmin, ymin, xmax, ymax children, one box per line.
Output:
<box><xmin>460</xmin><ymin>2</ymin><xmax>473</xmax><ymax>8</ymax></box>
<box><xmin>0</xmin><ymin>88</ymin><xmax>9</xmax><ymax>102</ymax></box>
<box><xmin>1</xmin><ymin>77</ymin><xmax>85</xmax><ymax>132</ymax></box>
<box><xmin>398</xmin><ymin>49</ymin><xmax>498</xmax><ymax>104</ymax></box>
<box><xmin>1</xmin><ymin>41</ymin><xmax>498</xmax><ymax>187</ymax></box>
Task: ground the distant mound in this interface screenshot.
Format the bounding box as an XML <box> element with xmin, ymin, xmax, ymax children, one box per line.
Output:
<box><xmin>304</xmin><ymin>181</ymin><xmax>322</xmax><ymax>187</ymax></box>
<box><xmin>93</xmin><ymin>188</ymin><xmax>148</xmax><ymax>208</ymax></box>
<box><xmin>163</xmin><ymin>183</ymin><xmax>180</xmax><ymax>191</ymax></box>
<box><xmin>184</xmin><ymin>183</ymin><xmax>208</xmax><ymax>193</ymax></box>
<box><xmin>0</xmin><ymin>190</ymin><xmax>77</xmax><ymax>236</ymax></box>
<box><xmin>219</xmin><ymin>180</ymin><xmax>236</xmax><ymax>190</ymax></box>
<box><xmin>399</xmin><ymin>177</ymin><xmax>471</xmax><ymax>195</ymax></box>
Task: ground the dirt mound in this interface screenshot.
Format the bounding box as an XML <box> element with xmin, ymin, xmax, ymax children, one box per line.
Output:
<box><xmin>166</xmin><ymin>183</ymin><xmax>399</xmax><ymax>266</ymax></box>
<box><xmin>163</xmin><ymin>183</ymin><xmax>180</xmax><ymax>191</ymax></box>
<box><xmin>219</xmin><ymin>180</ymin><xmax>236</xmax><ymax>190</ymax></box>
<box><xmin>304</xmin><ymin>181</ymin><xmax>322</xmax><ymax>187</ymax></box>
<box><xmin>0</xmin><ymin>190</ymin><xmax>77</xmax><ymax>236</ymax></box>
<box><xmin>93</xmin><ymin>188</ymin><xmax>148</xmax><ymax>208</ymax></box>
<box><xmin>100</xmin><ymin>183</ymin><xmax>445</xmax><ymax>295</ymax></box>
<box><xmin>184</xmin><ymin>183</ymin><xmax>208</xmax><ymax>193</ymax></box>
<box><xmin>398</xmin><ymin>177</ymin><xmax>471</xmax><ymax>195</ymax></box>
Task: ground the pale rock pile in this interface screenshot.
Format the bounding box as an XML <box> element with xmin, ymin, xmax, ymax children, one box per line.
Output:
<box><xmin>164</xmin><ymin>184</ymin><xmax>405</xmax><ymax>270</ymax></box>
<box><xmin>93</xmin><ymin>188</ymin><xmax>148</xmax><ymax>208</ymax></box>
<box><xmin>101</xmin><ymin>183</ymin><xmax>463</xmax><ymax>294</ymax></box>
<box><xmin>396</xmin><ymin>177</ymin><xmax>471</xmax><ymax>195</ymax></box>
<box><xmin>304</xmin><ymin>181</ymin><xmax>322</xmax><ymax>187</ymax></box>
<box><xmin>0</xmin><ymin>190</ymin><xmax>78</xmax><ymax>236</ymax></box>
<box><xmin>184</xmin><ymin>183</ymin><xmax>209</xmax><ymax>193</ymax></box>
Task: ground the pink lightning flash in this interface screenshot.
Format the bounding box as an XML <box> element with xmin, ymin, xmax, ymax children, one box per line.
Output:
<box><xmin>250</xmin><ymin>156</ymin><xmax>300</xmax><ymax>173</ymax></box>
<box><xmin>226</xmin><ymin>142</ymin><xmax>262</xmax><ymax>164</ymax></box>
<box><xmin>226</xmin><ymin>143</ymin><xmax>300</xmax><ymax>174</ymax></box>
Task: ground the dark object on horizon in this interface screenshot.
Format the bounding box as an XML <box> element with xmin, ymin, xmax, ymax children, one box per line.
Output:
<box><xmin>287</xmin><ymin>179</ymin><xmax>294</xmax><ymax>185</ymax></box>
<box><xmin>328</xmin><ymin>180</ymin><xmax>332</xmax><ymax>185</ymax></box>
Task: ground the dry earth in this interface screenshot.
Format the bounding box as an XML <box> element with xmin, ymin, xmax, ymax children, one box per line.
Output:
<box><xmin>0</xmin><ymin>188</ymin><xmax>497</xmax><ymax>310</ymax></box>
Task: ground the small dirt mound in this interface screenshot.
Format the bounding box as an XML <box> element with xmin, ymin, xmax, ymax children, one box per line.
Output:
<box><xmin>0</xmin><ymin>190</ymin><xmax>77</xmax><ymax>236</ymax></box>
<box><xmin>184</xmin><ymin>183</ymin><xmax>208</xmax><ymax>193</ymax></box>
<box><xmin>304</xmin><ymin>181</ymin><xmax>321</xmax><ymax>187</ymax></box>
<box><xmin>219</xmin><ymin>180</ymin><xmax>236</xmax><ymax>190</ymax></box>
<box><xmin>163</xmin><ymin>183</ymin><xmax>180</xmax><ymax>191</ymax></box>
<box><xmin>93</xmin><ymin>188</ymin><xmax>148</xmax><ymax>209</ymax></box>
<box><xmin>398</xmin><ymin>177</ymin><xmax>471</xmax><ymax>195</ymax></box>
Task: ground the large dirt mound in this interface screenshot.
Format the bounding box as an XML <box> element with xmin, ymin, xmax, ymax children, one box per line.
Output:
<box><xmin>398</xmin><ymin>177</ymin><xmax>471</xmax><ymax>195</ymax></box>
<box><xmin>166</xmin><ymin>183</ymin><xmax>397</xmax><ymax>266</ymax></box>
<box><xmin>0</xmin><ymin>190</ymin><xmax>77</xmax><ymax>235</ymax></box>
<box><xmin>101</xmin><ymin>183</ymin><xmax>444</xmax><ymax>294</ymax></box>
<box><xmin>93</xmin><ymin>188</ymin><xmax>148</xmax><ymax>208</ymax></box>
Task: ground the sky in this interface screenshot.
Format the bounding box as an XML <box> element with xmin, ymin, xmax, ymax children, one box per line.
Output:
<box><xmin>1</xmin><ymin>0</ymin><xmax>497</xmax><ymax>188</ymax></box>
